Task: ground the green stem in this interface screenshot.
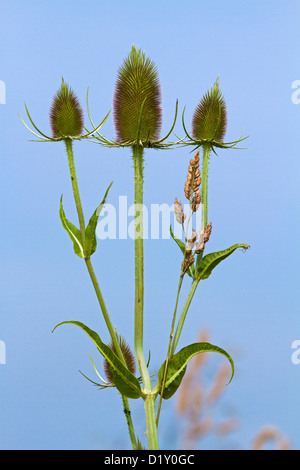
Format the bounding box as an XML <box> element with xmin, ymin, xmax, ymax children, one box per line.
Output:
<box><xmin>84</xmin><ymin>257</ymin><xmax>124</xmax><ymax>361</ymax></box>
<box><xmin>65</xmin><ymin>138</ymin><xmax>137</xmax><ymax>449</ymax></box>
<box><xmin>201</xmin><ymin>144</ymin><xmax>210</xmax><ymax>230</ymax></box>
<box><xmin>132</xmin><ymin>145</ymin><xmax>159</xmax><ymax>450</ymax></box>
<box><xmin>170</xmin><ymin>277</ymin><xmax>200</xmax><ymax>356</ymax></box>
<box><xmin>156</xmin><ymin>275</ymin><xmax>183</xmax><ymax>425</ymax></box>
<box><xmin>65</xmin><ymin>139</ymin><xmax>86</xmax><ymax>245</ymax></box>
<box><xmin>122</xmin><ymin>396</ymin><xmax>138</xmax><ymax>449</ymax></box>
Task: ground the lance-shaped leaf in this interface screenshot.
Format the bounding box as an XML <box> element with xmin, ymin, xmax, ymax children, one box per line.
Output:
<box><xmin>155</xmin><ymin>342</ymin><xmax>234</xmax><ymax>399</ymax></box>
<box><xmin>170</xmin><ymin>225</ymin><xmax>195</xmax><ymax>278</ymax></box>
<box><xmin>84</xmin><ymin>182</ymin><xmax>113</xmax><ymax>257</ymax></box>
<box><xmin>59</xmin><ymin>196</ymin><xmax>84</xmax><ymax>258</ymax></box>
<box><xmin>52</xmin><ymin>321</ymin><xmax>144</xmax><ymax>399</ymax></box>
<box><xmin>196</xmin><ymin>243</ymin><xmax>250</xmax><ymax>280</ymax></box>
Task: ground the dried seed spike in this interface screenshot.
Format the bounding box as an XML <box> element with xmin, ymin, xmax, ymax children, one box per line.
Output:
<box><xmin>194</xmin><ymin>150</ymin><xmax>200</xmax><ymax>164</ymax></box>
<box><xmin>174</xmin><ymin>198</ymin><xmax>186</xmax><ymax>224</ymax></box>
<box><xmin>192</xmin><ymin>190</ymin><xmax>201</xmax><ymax>212</ymax></box>
<box><xmin>184</xmin><ymin>180</ymin><xmax>191</xmax><ymax>200</ymax></box>
<box><xmin>195</xmin><ymin>222</ymin><xmax>212</xmax><ymax>253</ymax></box>
<box><xmin>182</xmin><ymin>251</ymin><xmax>195</xmax><ymax>275</ymax></box>
<box><xmin>186</xmin><ymin>229</ymin><xmax>198</xmax><ymax>252</ymax></box>
<box><xmin>184</xmin><ymin>150</ymin><xmax>201</xmax><ymax>202</ymax></box>
<box><xmin>189</xmin><ymin>229</ymin><xmax>198</xmax><ymax>244</ymax></box>
<box><xmin>195</xmin><ymin>242</ymin><xmax>205</xmax><ymax>254</ymax></box>
<box><xmin>204</xmin><ymin>222</ymin><xmax>212</xmax><ymax>243</ymax></box>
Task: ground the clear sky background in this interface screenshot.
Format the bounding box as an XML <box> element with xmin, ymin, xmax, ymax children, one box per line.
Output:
<box><xmin>0</xmin><ymin>0</ymin><xmax>299</xmax><ymax>450</ymax></box>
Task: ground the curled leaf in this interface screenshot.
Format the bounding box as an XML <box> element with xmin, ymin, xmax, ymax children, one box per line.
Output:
<box><xmin>155</xmin><ymin>342</ymin><xmax>234</xmax><ymax>399</ymax></box>
<box><xmin>196</xmin><ymin>243</ymin><xmax>250</xmax><ymax>280</ymax></box>
<box><xmin>52</xmin><ymin>321</ymin><xmax>144</xmax><ymax>399</ymax></box>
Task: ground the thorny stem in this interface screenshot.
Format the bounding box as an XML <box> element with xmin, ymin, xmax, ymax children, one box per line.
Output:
<box><xmin>201</xmin><ymin>144</ymin><xmax>210</xmax><ymax>230</ymax></box>
<box><xmin>170</xmin><ymin>277</ymin><xmax>200</xmax><ymax>356</ymax></box>
<box><xmin>65</xmin><ymin>139</ymin><xmax>86</xmax><ymax>245</ymax></box>
<box><xmin>65</xmin><ymin>138</ymin><xmax>137</xmax><ymax>449</ymax></box>
<box><xmin>133</xmin><ymin>145</ymin><xmax>159</xmax><ymax>450</ymax></box>
<box><xmin>156</xmin><ymin>275</ymin><xmax>183</xmax><ymax>426</ymax></box>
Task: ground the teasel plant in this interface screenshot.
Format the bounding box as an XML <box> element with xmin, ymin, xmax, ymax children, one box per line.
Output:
<box><xmin>19</xmin><ymin>77</ymin><xmax>141</xmax><ymax>449</ymax></box>
<box><xmin>20</xmin><ymin>46</ymin><xmax>249</xmax><ymax>450</ymax></box>
<box><xmin>155</xmin><ymin>79</ymin><xmax>250</xmax><ymax>429</ymax></box>
<box><xmin>166</xmin><ymin>79</ymin><xmax>250</xmax><ymax>364</ymax></box>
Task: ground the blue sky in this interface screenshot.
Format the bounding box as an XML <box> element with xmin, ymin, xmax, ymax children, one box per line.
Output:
<box><xmin>1</xmin><ymin>0</ymin><xmax>300</xmax><ymax>449</ymax></box>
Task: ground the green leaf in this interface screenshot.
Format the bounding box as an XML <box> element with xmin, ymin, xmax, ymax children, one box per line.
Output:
<box><xmin>59</xmin><ymin>196</ymin><xmax>84</xmax><ymax>258</ymax></box>
<box><xmin>52</xmin><ymin>320</ymin><xmax>144</xmax><ymax>399</ymax></box>
<box><xmin>84</xmin><ymin>182</ymin><xmax>113</xmax><ymax>257</ymax></box>
<box><xmin>156</xmin><ymin>342</ymin><xmax>234</xmax><ymax>399</ymax></box>
<box><xmin>170</xmin><ymin>225</ymin><xmax>195</xmax><ymax>278</ymax></box>
<box><xmin>196</xmin><ymin>243</ymin><xmax>250</xmax><ymax>280</ymax></box>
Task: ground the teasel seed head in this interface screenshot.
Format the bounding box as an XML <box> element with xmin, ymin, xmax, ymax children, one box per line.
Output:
<box><xmin>113</xmin><ymin>45</ymin><xmax>162</xmax><ymax>145</ymax></box>
<box><xmin>104</xmin><ymin>335</ymin><xmax>136</xmax><ymax>385</ymax></box>
<box><xmin>50</xmin><ymin>78</ymin><xmax>84</xmax><ymax>139</ymax></box>
<box><xmin>192</xmin><ymin>77</ymin><xmax>227</xmax><ymax>143</ymax></box>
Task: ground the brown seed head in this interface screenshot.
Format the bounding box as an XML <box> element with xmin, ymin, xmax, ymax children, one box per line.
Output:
<box><xmin>174</xmin><ymin>198</ymin><xmax>186</xmax><ymax>225</ymax></box>
<box><xmin>191</xmin><ymin>190</ymin><xmax>201</xmax><ymax>212</ymax></box>
<box><xmin>184</xmin><ymin>151</ymin><xmax>202</xmax><ymax>206</ymax></box>
<box><xmin>195</xmin><ymin>222</ymin><xmax>212</xmax><ymax>253</ymax></box>
<box><xmin>104</xmin><ymin>335</ymin><xmax>136</xmax><ymax>385</ymax></box>
<box><xmin>182</xmin><ymin>251</ymin><xmax>195</xmax><ymax>275</ymax></box>
<box><xmin>204</xmin><ymin>222</ymin><xmax>212</xmax><ymax>243</ymax></box>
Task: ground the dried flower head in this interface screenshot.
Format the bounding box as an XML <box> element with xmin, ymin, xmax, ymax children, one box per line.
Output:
<box><xmin>113</xmin><ymin>45</ymin><xmax>162</xmax><ymax>145</ymax></box>
<box><xmin>184</xmin><ymin>150</ymin><xmax>201</xmax><ymax>205</ymax></box>
<box><xmin>104</xmin><ymin>335</ymin><xmax>136</xmax><ymax>385</ymax></box>
<box><xmin>182</xmin><ymin>250</ymin><xmax>195</xmax><ymax>275</ymax></box>
<box><xmin>50</xmin><ymin>78</ymin><xmax>84</xmax><ymax>139</ymax></box>
<box><xmin>186</xmin><ymin>229</ymin><xmax>198</xmax><ymax>252</ymax></box>
<box><xmin>174</xmin><ymin>198</ymin><xmax>186</xmax><ymax>225</ymax></box>
<box><xmin>195</xmin><ymin>222</ymin><xmax>212</xmax><ymax>254</ymax></box>
<box><xmin>192</xmin><ymin>77</ymin><xmax>227</xmax><ymax>143</ymax></box>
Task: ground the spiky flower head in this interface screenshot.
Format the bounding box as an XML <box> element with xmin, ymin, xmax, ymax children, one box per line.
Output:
<box><xmin>113</xmin><ymin>45</ymin><xmax>162</xmax><ymax>145</ymax></box>
<box><xmin>192</xmin><ymin>77</ymin><xmax>227</xmax><ymax>143</ymax></box>
<box><xmin>50</xmin><ymin>78</ymin><xmax>84</xmax><ymax>139</ymax></box>
<box><xmin>104</xmin><ymin>335</ymin><xmax>136</xmax><ymax>385</ymax></box>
